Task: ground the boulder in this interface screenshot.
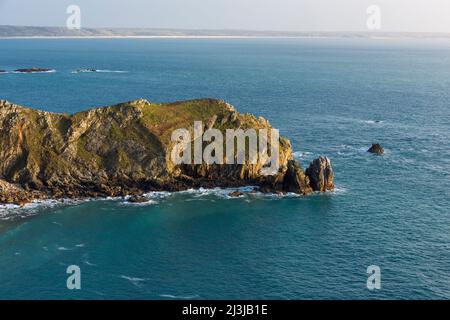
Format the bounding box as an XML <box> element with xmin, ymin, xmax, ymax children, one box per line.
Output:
<box><xmin>367</xmin><ymin>143</ymin><xmax>384</xmax><ymax>155</ymax></box>
<box><xmin>127</xmin><ymin>195</ymin><xmax>149</xmax><ymax>203</ymax></box>
<box><xmin>229</xmin><ymin>191</ymin><xmax>244</xmax><ymax>197</ymax></box>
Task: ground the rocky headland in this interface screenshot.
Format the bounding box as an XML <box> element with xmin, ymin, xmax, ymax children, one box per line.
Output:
<box><xmin>0</xmin><ymin>98</ymin><xmax>334</xmax><ymax>206</ymax></box>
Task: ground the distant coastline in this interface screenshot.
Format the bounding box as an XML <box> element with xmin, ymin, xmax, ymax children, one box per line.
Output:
<box><xmin>1</xmin><ymin>25</ymin><xmax>450</xmax><ymax>39</ymax></box>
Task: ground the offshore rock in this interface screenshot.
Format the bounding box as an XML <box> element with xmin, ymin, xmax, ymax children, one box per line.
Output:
<box><xmin>229</xmin><ymin>191</ymin><xmax>244</xmax><ymax>197</ymax></box>
<box><xmin>367</xmin><ymin>143</ymin><xmax>384</xmax><ymax>155</ymax></box>
<box><xmin>14</xmin><ymin>68</ymin><xmax>53</xmax><ymax>73</ymax></box>
<box><xmin>305</xmin><ymin>156</ymin><xmax>334</xmax><ymax>192</ymax></box>
<box><xmin>282</xmin><ymin>160</ymin><xmax>313</xmax><ymax>195</ymax></box>
<box><xmin>127</xmin><ymin>195</ymin><xmax>149</xmax><ymax>203</ymax></box>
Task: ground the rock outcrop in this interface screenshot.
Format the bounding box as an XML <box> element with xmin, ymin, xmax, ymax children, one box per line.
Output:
<box><xmin>367</xmin><ymin>143</ymin><xmax>384</xmax><ymax>155</ymax></box>
<box><xmin>14</xmin><ymin>68</ymin><xmax>53</xmax><ymax>73</ymax></box>
<box><xmin>0</xmin><ymin>98</ymin><xmax>334</xmax><ymax>204</ymax></box>
<box><xmin>282</xmin><ymin>160</ymin><xmax>313</xmax><ymax>194</ymax></box>
<box><xmin>229</xmin><ymin>191</ymin><xmax>244</xmax><ymax>197</ymax></box>
<box><xmin>305</xmin><ymin>156</ymin><xmax>334</xmax><ymax>192</ymax></box>
<box><xmin>127</xmin><ymin>195</ymin><xmax>150</xmax><ymax>203</ymax></box>
<box><xmin>0</xmin><ymin>179</ymin><xmax>44</xmax><ymax>206</ymax></box>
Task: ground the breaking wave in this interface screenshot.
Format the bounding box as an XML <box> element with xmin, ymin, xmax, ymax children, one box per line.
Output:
<box><xmin>293</xmin><ymin>151</ymin><xmax>313</xmax><ymax>159</ymax></box>
<box><xmin>160</xmin><ymin>294</ymin><xmax>200</xmax><ymax>299</ymax></box>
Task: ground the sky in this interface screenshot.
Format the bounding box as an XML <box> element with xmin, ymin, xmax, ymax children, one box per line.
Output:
<box><xmin>0</xmin><ymin>0</ymin><xmax>450</xmax><ymax>32</ymax></box>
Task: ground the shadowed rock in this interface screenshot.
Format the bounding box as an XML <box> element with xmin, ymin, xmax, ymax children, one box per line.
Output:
<box><xmin>282</xmin><ymin>160</ymin><xmax>313</xmax><ymax>195</ymax></box>
<box><xmin>367</xmin><ymin>143</ymin><xmax>384</xmax><ymax>155</ymax></box>
<box><xmin>229</xmin><ymin>191</ymin><xmax>244</xmax><ymax>197</ymax></box>
<box><xmin>305</xmin><ymin>156</ymin><xmax>334</xmax><ymax>192</ymax></box>
<box><xmin>14</xmin><ymin>68</ymin><xmax>53</xmax><ymax>73</ymax></box>
<box><xmin>127</xmin><ymin>195</ymin><xmax>149</xmax><ymax>203</ymax></box>
<box><xmin>0</xmin><ymin>180</ymin><xmax>44</xmax><ymax>206</ymax></box>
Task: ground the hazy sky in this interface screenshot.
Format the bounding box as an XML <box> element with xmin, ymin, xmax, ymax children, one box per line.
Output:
<box><xmin>1</xmin><ymin>0</ymin><xmax>450</xmax><ymax>32</ymax></box>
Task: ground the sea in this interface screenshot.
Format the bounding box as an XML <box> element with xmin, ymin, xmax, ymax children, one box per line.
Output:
<box><xmin>0</xmin><ymin>38</ymin><xmax>449</xmax><ymax>299</ymax></box>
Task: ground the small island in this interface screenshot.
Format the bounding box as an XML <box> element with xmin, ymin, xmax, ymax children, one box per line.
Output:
<box><xmin>0</xmin><ymin>98</ymin><xmax>334</xmax><ymax>206</ymax></box>
<box><xmin>14</xmin><ymin>68</ymin><xmax>54</xmax><ymax>73</ymax></box>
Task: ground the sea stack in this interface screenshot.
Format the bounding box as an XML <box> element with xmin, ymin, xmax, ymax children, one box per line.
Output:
<box><xmin>305</xmin><ymin>156</ymin><xmax>334</xmax><ymax>192</ymax></box>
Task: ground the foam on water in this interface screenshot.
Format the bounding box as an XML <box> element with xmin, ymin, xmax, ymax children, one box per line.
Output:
<box><xmin>71</xmin><ymin>69</ymin><xmax>128</xmax><ymax>74</ymax></box>
<box><xmin>160</xmin><ymin>294</ymin><xmax>200</xmax><ymax>299</ymax></box>
<box><xmin>0</xmin><ymin>184</ymin><xmax>346</xmax><ymax>220</ymax></box>
<box><xmin>293</xmin><ymin>151</ymin><xmax>313</xmax><ymax>159</ymax></box>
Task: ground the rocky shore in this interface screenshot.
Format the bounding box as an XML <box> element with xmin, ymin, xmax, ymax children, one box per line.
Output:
<box><xmin>0</xmin><ymin>98</ymin><xmax>334</xmax><ymax>206</ymax></box>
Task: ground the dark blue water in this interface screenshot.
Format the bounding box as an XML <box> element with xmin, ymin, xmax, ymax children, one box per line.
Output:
<box><xmin>0</xmin><ymin>38</ymin><xmax>449</xmax><ymax>299</ymax></box>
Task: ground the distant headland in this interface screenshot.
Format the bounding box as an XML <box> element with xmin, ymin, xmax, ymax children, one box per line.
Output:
<box><xmin>1</xmin><ymin>25</ymin><xmax>450</xmax><ymax>39</ymax></box>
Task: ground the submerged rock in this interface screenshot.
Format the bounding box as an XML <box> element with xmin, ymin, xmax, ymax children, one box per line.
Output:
<box><xmin>0</xmin><ymin>98</ymin><xmax>333</xmax><ymax>205</ymax></box>
<box><xmin>127</xmin><ymin>195</ymin><xmax>149</xmax><ymax>203</ymax></box>
<box><xmin>305</xmin><ymin>156</ymin><xmax>334</xmax><ymax>192</ymax></box>
<box><xmin>367</xmin><ymin>143</ymin><xmax>384</xmax><ymax>155</ymax></box>
<box><xmin>229</xmin><ymin>191</ymin><xmax>244</xmax><ymax>197</ymax></box>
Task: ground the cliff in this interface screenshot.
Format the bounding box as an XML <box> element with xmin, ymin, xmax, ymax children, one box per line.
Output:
<box><xmin>0</xmin><ymin>98</ymin><xmax>333</xmax><ymax>205</ymax></box>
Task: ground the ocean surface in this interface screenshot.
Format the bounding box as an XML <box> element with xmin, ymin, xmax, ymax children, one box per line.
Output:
<box><xmin>0</xmin><ymin>38</ymin><xmax>449</xmax><ymax>299</ymax></box>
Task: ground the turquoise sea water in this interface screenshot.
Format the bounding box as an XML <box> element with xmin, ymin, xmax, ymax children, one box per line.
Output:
<box><xmin>0</xmin><ymin>38</ymin><xmax>449</xmax><ymax>299</ymax></box>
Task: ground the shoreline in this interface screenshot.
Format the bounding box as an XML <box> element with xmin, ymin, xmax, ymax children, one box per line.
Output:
<box><xmin>0</xmin><ymin>35</ymin><xmax>339</xmax><ymax>40</ymax></box>
<box><xmin>1</xmin><ymin>35</ymin><xmax>450</xmax><ymax>40</ymax></box>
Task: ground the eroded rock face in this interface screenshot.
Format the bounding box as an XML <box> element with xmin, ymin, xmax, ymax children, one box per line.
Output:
<box><xmin>0</xmin><ymin>179</ymin><xmax>44</xmax><ymax>206</ymax></box>
<box><xmin>282</xmin><ymin>160</ymin><xmax>313</xmax><ymax>195</ymax></box>
<box><xmin>0</xmin><ymin>98</ymin><xmax>333</xmax><ymax>204</ymax></box>
<box><xmin>367</xmin><ymin>143</ymin><xmax>384</xmax><ymax>155</ymax></box>
<box><xmin>305</xmin><ymin>156</ymin><xmax>334</xmax><ymax>192</ymax></box>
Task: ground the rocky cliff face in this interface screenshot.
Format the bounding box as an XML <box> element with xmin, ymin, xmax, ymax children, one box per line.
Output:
<box><xmin>0</xmin><ymin>98</ymin><xmax>334</xmax><ymax>205</ymax></box>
